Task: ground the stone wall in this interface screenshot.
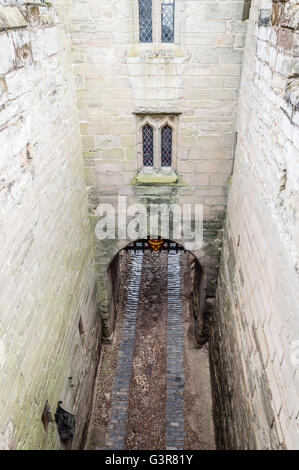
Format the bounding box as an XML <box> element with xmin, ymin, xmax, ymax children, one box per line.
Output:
<box><xmin>0</xmin><ymin>1</ymin><xmax>100</xmax><ymax>449</ymax></box>
<box><xmin>70</xmin><ymin>0</ymin><xmax>247</xmax><ymax>335</ymax></box>
<box><xmin>211</xmin><ymin>0</ymin><xmax>299</xmax><ymax>449</ymax></box>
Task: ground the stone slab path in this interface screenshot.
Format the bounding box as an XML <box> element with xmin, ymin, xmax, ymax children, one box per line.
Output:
<box><xmin>85</xmin><ymin>249</ymin><xmax>215</xmax><ymax>450</ymax></box>
<box><xmin>166</xmin><ymin>251</ymin><xmax>185</xmax><ymax>450</ymax></box>
<box><xmin>106</xmin><ymin>251</ymin><xmax>143</xmax><ymax>450</ymax></box>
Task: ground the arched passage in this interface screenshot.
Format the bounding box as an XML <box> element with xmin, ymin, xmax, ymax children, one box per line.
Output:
<box><xmin>105</xmin><ymin>238</ymin><xmax>212</xmax><ymax>345</ymax></box>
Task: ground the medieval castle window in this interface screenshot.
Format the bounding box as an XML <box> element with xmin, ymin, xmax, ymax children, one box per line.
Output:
<box><xmin>139</xmin><ymin>116</ymin><xmax>175</xmax><ymax>169</ymax></box>
<box><xmin>242</xmin><ymin>0</ymin><xmax>251</xmax><ymax>20</ymax></box>
<box><xmin>161</xmin><ymin>0</ymin><xmax>175</xmax><ymax>43</ymax></box>
<box><xmin>139</xmin><ymin>0</ymin><xmax>153</xmax><ymax>42</ymax></box>
<box><xmin>142</xmin><ymin>124</ymin><xmax>154</xmax><ymax>166</ymax></box>
<box><xmin>161</xmin><ymin>124</ymin><xmax>172</xmax><ymax>166</ymax></box>
<box><xmin>138</xmin><ymin>0</ymin><xmax>175</xmax><ymax>43</ymax></box>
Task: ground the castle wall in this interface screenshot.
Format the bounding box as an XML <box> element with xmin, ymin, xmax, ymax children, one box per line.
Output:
<box><xmin>70</xmin><ymin>0</ymin><xmax>247</xmax><ymax>335</ymax></box>
<box><xmin>1</xmin><ymin>0</ymin><xmax>297</xmax><ymax>451</ymax></box>
<box><xmin>0</xmin><ymin>1</ymin><xmax>100</xmax><ymax>449</ymax></box>
<box><xmin>211</xmin><ymin>0</ymin><xmax>299</xmax><ymax>449</ymax></box>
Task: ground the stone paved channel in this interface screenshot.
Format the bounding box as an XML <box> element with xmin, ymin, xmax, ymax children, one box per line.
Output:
<box><xmin>86</xmin><ymin>248</ymin><xmax>215</xmax><ymax>450</ymax></box>
<box><xmin>106</xmin><ymin>251</ymin><xmax>143</xmax><ymax>449</ymax></box>
<box><xmin>106</xmin><ymin>250</ymin><xmax>185</xmax><ymax>450</ymax></box>
<box><xmin>166</xmin><ymin>251</ymin><xmax>185</xmax><ymax>450</ymax></box>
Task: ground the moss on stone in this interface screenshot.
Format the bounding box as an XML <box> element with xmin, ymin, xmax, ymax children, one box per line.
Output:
<box><xmin>131</xmin><ymin>172</ymin><xmax>179</xmax><ymax>185</ymax></box>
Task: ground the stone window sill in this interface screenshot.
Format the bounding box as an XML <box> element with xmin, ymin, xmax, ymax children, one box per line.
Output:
<box><xmin>133</xmin><ymin>168</ymin><xmax>179</xmax><ymax>185</ymax></box>
<box><xmin>127</xmin><ymin>44</ymin><xmax>188</xmax><ymax>63</ymax></box>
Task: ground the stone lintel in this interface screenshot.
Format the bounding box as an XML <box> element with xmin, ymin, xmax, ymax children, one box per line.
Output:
<box><xmin>133</xmin><ymin>110</ymin><xmax>182</xmax><ymax>116</ymax></box>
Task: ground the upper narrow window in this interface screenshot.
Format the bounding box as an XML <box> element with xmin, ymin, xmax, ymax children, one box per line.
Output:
<box><xmin>242</xmin><ymin>0</ymin><xmax>251</xmax><ymax>21</ymax></box>
<box><xmin>139</xmin><ymin>0</ymin><xmax>153</xmax><ymax>43</ymax></box>
<box><xmin>161</xmin><ymin>125</ymin><xmax>172</xmax><ymax>167</ymax></box>
<box><xmin>161</xmin><ymin>0</ymin><xmax>175</xmax><ymax>43</ymax></box>
<box><xmin>143</xmin><ymin>125</ymin><xmax>154</xmax><ymax>166</ymax></box>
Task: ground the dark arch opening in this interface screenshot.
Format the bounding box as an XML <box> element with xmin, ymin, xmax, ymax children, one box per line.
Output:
<box><xmin>106</xmin><ymin>239</ymin><xmax>210</xmax><ymax>345</ymax></box>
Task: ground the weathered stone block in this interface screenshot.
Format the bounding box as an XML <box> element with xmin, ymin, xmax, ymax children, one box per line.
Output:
<box><xmin>0</xmin><ymin>6</ymin><xmax>26</xmax><ymax>30</ymax></box>
<box><xmin>0</xmin><ymin>32</ymin><xmax>15</xmax><ymax>74</ymax></box>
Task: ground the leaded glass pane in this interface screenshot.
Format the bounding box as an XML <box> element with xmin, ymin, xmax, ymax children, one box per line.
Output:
<box><xmin>161</xmin><ymin>125</ymin><xmax>172</xmax><ymax>167</ymax></box>
<box><xmin>161</xmin><ymin>0</ymin><xmax>175</xmax><ymax>43</ymax></box>
<box><xmin>139</xmin><ymin>0</ymin><xmax>153</xmax><ymax>43</ymax></box>
<box><xmin>143</xmin><ymin>125</ymin><xmax>154</xmax><ymax>166</ymax></box>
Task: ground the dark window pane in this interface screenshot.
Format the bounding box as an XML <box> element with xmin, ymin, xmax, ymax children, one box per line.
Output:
<box><xmin>161</xmin><ymin>0</ymin><xmax>175</xmax><ymax>43</ymax></box>
<box><xmin>143</xmin><ymin>125</ymin><xmax>154</xmax><ymax>166</ymax></box>
<box><xmin>161</xmin><ymin>125</ymin><xmax>172</xmax><ymax>167</ymax></box>
<box><xmin>139</xmin><ymin>0</ymin><xmax>153</xmax><ymax>43</ymax></box>
<box><xmin>242</xmin><ymin>0</ymin><xmax>251</xmax><ymax>21</ymax></box>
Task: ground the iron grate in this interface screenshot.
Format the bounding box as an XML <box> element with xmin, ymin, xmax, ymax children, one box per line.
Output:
<box><xmin>125</xmin><ymin>238</ymin><xmax>184</xmax><ymax>252</ymax></box>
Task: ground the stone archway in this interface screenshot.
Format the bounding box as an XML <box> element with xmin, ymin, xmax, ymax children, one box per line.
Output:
<box><xmin>100</xmin><ymin>237</ymin><xmax>217</xmax><ymax>343</ymax></box>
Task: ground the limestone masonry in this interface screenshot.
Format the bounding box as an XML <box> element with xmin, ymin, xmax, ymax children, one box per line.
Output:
<box><xmin>211</xmin><ymin>0</ymin><xmax>299</xmax><ymax>449</ymax></box>
<box><xmin>0</xmin><ymin>0</ymin><xmax>298</xmax><ymax>450</ymax></box>
<box><xmin>0</xmin><ymin>0</ymin><xmax>100</xmax><ymax>449</ymax></box>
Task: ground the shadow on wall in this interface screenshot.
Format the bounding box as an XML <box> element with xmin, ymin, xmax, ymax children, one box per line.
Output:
<box><xmin>190</xmin><ymin>256</ymin><xmax>213</xmax><ymax>346</ymax></box>
<box><xmin>106</xmin><ymin>253</ymin><xmax>123</xmax><ymax>342</ymax></box>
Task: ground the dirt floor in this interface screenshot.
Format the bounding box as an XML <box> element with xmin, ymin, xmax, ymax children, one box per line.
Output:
<box><xmin>181</xmin><ymin>252</ymin><xmax>215</xmax><ymax>450</ymax></box>
<box><xmin>85</xmin><ymin>251</ymin><xmax>133</xmax><ymax>450</ymax></box>
<box><xmin>125</xmin><ymin>251</ymin><xmax>168</xmax><ymax>450</ymax></box>
<box><xmin>85</xmin><ymin>249</ymin><xmax>215</xmax><ymax>450</ymax></box>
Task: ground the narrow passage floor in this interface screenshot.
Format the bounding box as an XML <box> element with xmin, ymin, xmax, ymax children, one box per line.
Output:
<box><xmin>86</xmin><ymin>250</ymin><xmax>215</xmax><ymax>450</ymax></box>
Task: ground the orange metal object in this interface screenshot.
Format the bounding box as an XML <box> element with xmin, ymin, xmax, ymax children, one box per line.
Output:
<box><xmin>148</xmin><ymin>238</ymin><xmax>164</xmax><ymax>251</ymax></box>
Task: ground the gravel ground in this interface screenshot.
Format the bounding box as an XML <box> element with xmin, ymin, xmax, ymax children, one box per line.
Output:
<box><xmin>181</xmin><ymin>252</ymin><xmax>216</xmax><ymax>450</ymax></box>
<box><xmin>85</xmin><ymin>252</ymin><xmax>133</xmax><ymax>450</ymax></box>
<box><xmin>125</xmin><ymin>250</ymin><xmax>168</xmax><ymax>450</ymax></box>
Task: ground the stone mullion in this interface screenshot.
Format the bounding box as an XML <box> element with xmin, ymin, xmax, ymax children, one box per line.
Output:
<box><xmin>154</xmin><ymin>126</ymin><xmax>161</xmax><ymax>168</ymax></box>
<box><xmin>153</xmin><ymin>0</ymin><xmax>161</xmax><ymax>43</ymax></box>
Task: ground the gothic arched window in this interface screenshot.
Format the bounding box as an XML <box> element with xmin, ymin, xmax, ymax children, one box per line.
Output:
<box><xmin>139</xmin><ymin>0</ymin><xmax>153</xmax><ymax>43</ymax></box>
<box><xmin>161</xmin><ymin>0</ymin><xmax>175</xmax><ymax>43</ymax></box>
<box><xmin>161</xmin><ymin>125</ymin><xmax>172</xmax><ymax>167</ymax></box>
<box><xmin>143</xmin><ymin>125</ymin><xmax>154</xmax><ymax>166</ymax></box>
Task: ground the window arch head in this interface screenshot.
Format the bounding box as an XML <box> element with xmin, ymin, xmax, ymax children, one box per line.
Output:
<box><xmin>161</xmin><ymin>124</ymin><xmax>172</xmax><ymax>167</ymax></box>
<box><xmin>142</xmin><ymin>124</ymin><xmax>154</xmax><ymax>167</ymax></box>
<box><xmin>139</xmin><ymin>0</ymin><xmax>153</xmax><ymax>43</ymax></box>
<box><xmin>161</xmin><ymin>0</ymin><xmax>175</xmax><ymax>43</ymax></box>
